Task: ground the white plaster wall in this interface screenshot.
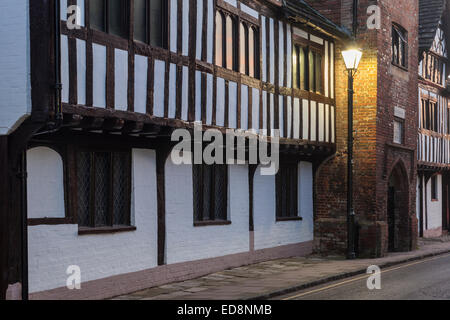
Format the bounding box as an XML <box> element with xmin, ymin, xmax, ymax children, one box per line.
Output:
<box><xmin>92</xmin><ymin>44</ymin><xmax>107</xmax><ymax>108</ymax></box>
<box><xmin>165</xmin><ymin>156</ymin><xmax>250</xmax><ymax>264</ymax></box>
<box><xmin>153</xmin><ymin>60</ymin><xmax>166</xmax><ymax>117</ymax></box>
<box><xmin>114</xmin><ymin>49</ymin><xmax>128</xmax><ymax>111</ymax></box>
<box><xmin>416</xmin><ymin>177</ymin><xmax>421</xmax><ymax>234</ymax></box>
<box><xmin>28</xmin><ymin>149</ymin><xmax>158</xmax><ymax>293</ymax></box>
<box><xmin>134</xmin><ymin>55</ymin><xmax>148</xmax><ymax>114</ymax></box>
<box><xmin>0</xmin><ymin>0</ymin><xmax>31</xmax><ymax>135</ymax></box>
<box><xmin>426</xmin><ymin>175</ymin><xmax>443</xmax><ymax>231</ymax></box>
<box><xmin>27</xmin><ymin>147</ymin><xmax>65</xmax><ymax>219</ymax></box>
<box><xmin>254</xmin><ymin>162</ymin><xmax>314</xmax><ymax>250</ymax></box>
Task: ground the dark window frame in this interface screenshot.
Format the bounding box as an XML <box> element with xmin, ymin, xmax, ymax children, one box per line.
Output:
<box><xmin>88</xmin><ymin>0</ymin><xmax>168</xmax><ymax>48</ymax></box>
<box><xmin>73</xmin><ymin>146</ymin><xmax>133</xmax><ymax>234</ymax></box>
<box><xmin>392</xmin><ymin>24</ymin><xmax>408</xmax><ymax>69</ymax></box>
<box><xmin>215</xmin><ymin>8</ymin><xmax>239</xmax><ymax>72</ymax></box>
<box><xmin>421</xmin><ymin>98</ymin><xmax>439</xmax><ymax>132</ymax></box>
<box><xmin>133</xmin><ymin>0</ymin><xmax>168</xmax><ymax>48</ymax></box>
<box><xmin>276</xmin><ymin>162</ymin><xmax>302</xmax><ymax>221</ymax></box>
<box><xmin>239</xmin><ymin>20</ymin><xmax>260</xmax><ymax>79</ymax></box>
<box><xmin>292</xmin><ymin>41</ymin><xmax>324</xmax><ymax>95</ymax></box>
<box><xmin>422</xmin><ymin>51</ymin><xmax>447</xmax><ymax>86</ymax></box>
<box><xmin>89</xmin><ymin>0</ymin><xmax>129</xmax><ymax>38</ymax></box>
<box><xmin>431</xmin><ymin>175</ymin><xmax>439</xmax><ymax>201</ymax></box>
<box><xmin>193</xmin><ymin>163</ymin><xmax>230</xmax><ymax>227</ymax></box>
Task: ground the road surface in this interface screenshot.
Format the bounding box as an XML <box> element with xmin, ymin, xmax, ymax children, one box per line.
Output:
<box><xmin>278</xmin><ymin>253</ymin><xmax>450</xmax><ymax>300</ymax></box>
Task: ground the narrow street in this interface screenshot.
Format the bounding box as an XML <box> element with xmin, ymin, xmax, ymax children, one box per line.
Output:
<box><xmin>279</xmin><ymin>253</ymin><xmax>450</xmax><ymax>300</ymax></box>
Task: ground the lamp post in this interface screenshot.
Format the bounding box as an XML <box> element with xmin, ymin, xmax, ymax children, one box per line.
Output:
<box><xmin>341</xmin><ymin>48</ymin><xmax>362</xmax><ymax>260</ymax></box>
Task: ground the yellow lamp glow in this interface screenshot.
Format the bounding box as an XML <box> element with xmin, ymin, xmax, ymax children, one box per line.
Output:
<box><xmin>342</xmin><ymin>48</ymin><xmax>363</xmax><ymax>71</ymax></box>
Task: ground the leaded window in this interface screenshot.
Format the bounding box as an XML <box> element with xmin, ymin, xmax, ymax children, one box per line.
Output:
<box><xmin>193</xmin><ymin>164</ymin><xmax>228</xmax><ymax>223</ymax></box>
<box><xmin>134</xmin><ymin>0</ymin><xmax>167</xmax><ymax>48</ymax></box>
<box><xmin>89</xmin><ymin>0</ymin><xmax>129</xmax><ymax>38</ymax></box>
<box><xmin>276</xmin><ymin>163</ymin><xmax>299</xmax><ymax>219</ymax></box>
<box><xmin>292</xmin><ymin>44</ymin><xmax>323</xmax><ymax>94</ymax></box>
<box><xmin>76</xmin><ymin>150</ymin><xmax>131</xmax><ymax>228</ymax></box>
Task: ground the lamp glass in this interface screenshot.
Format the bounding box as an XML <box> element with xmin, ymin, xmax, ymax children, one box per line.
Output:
<box><xmin>342</xmin><ymin>49</ymin><xmax>363</xmax><ymax>71</ymax></box>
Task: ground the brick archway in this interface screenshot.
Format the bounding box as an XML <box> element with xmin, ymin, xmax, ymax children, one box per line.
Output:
<box><xmin>387</xmin><ymin>161</ymin><xmax>412</xmax><ymax>252</ymax></box>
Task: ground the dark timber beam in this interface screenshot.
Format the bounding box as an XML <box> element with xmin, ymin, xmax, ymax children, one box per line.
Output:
<box><xmin>0</xmin><ymin>137</ymin><xmax>8</xmax><ymax>299</ymax></box>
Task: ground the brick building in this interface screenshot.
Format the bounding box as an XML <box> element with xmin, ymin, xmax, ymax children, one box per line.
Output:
<box><xmin>312</xmin><ymin>0</ymin><xmax>419</xmax><ymax>257</ymax></box>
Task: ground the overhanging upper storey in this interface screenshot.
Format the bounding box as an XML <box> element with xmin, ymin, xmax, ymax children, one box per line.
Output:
<box><xmin>49</xmin><ymin>0</ymin><xmax>346</xmax><ymax>155</ymax></box>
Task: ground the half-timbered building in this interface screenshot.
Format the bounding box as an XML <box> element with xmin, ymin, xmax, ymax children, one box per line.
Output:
<box><xmin>417</xmin><ymin>0</ymin><xmax>450</xmax><ymax>238</ymax></box>
<box><xmin>0</xmin><ymin>0</ymin><xmax>353</xmax><ymax>299</ymax></box>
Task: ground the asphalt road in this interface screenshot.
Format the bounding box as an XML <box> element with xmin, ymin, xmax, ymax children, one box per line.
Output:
<box><xmin>279</xmin><ymin>253</ymin><xmax>450</xmax><ymax>300</ymax></box>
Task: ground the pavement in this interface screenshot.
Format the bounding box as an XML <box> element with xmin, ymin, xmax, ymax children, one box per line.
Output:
<box><xmin>112</xmin><ymin>237</ymin><xmax>450</xmax><ymax>300</ymax></box>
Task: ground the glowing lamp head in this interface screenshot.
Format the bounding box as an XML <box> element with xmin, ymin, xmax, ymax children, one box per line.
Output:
<box><xmin>342</xmin><ymin>48</ymin><xmax>363</xmax><ymax>71</ymax></box>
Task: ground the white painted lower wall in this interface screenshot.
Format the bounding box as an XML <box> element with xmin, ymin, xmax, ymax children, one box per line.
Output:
<box><xmin>28</xmin><ymin>149</ymin><xmax>158</xmax><ymax>293</ymax></box>
<box><xmin>426</xmin><ymin>174</ymin><xmax>442</xmax><ymax>232</ymax></box>
<box><xmin>253</xmin><ymin>162</ymin><xmax>314</xmax><ymax>250</ymax></box>
<box><xmin>165</xmin><ymin>155</ymin><xmax>250</xmax><ymax>264</ymax></box>
<box><xmin>27</xmin><ymin>146</ymin><xmax>315</xmax><ymax>294</ymax></box>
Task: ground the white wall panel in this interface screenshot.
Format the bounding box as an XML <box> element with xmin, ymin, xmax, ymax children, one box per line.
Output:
<box><xmin>168</xmin><ymin>64</ymin><xmax>176</xmax><ymax>118</ymax></box>
<box><xmin>241</xmin><ymin>85</ymin><xmax>249</xmax><ymax>130</ymax></box>
<box><xmin>27</xmin><ymin>147</ymin><xmax>65</xmax><ymax>219</ymax></box>
<box><xmin>229</xmin><ymin>81</ymin><xmax>238</xmax><ymax>129</ymax></box>
<box><xmin>252</xmin><ymin>88</ymin><xmax>260</xmax><ymax>132</ymax></box>
<box><xmin>134</xmin><ymin>55</ymin><xmax>148</xmax><ymax>114</ymax></box>
<box><xmin>61</xmin><ymin>35</ymin><xmax>69</xmax><ymax>104</ymax></box>
<box><xmin>302</xmin><ymin>99</ymin><xmax>309</xmax><ymax>139</ymax></box>
<box><xmin>170</xmin><ymin>0</ymin><xmax>178</xmax><ymax>53</ymax></box>
<box><xmin>216</xmin><ymin>78</ymin><xmax>226</xmax><ymax>126</ymax></box>
<box><xmin>182</xmin><ymin>66</ymin><xmax>189</xmax><ymax>120</ymax></box>
<box><xmin>92</xmin><ymin>43</ymin><xmax>106</xmax><ymax>108</ymax></box>
<box><xmin>153</xmin><ymin>59</ymin><xmax>166</xmax><ymax>117</ymax></box>
<box><xmin>114</xmin><ymin>49</ymin><xmax>128</xmax><ymax>111</ymax></box>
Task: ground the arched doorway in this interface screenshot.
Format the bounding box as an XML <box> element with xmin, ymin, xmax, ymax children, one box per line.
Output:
<box><xmin>387</xmin><ymin>162</ymin><xmax>411</xmax><ymax>252</ymax></box>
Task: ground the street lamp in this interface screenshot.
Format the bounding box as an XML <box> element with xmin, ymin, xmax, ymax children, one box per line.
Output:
<box><xmin>342</xmin><ymin>47</ymin><xmax>362</xmax><ymax>260</ymax></box>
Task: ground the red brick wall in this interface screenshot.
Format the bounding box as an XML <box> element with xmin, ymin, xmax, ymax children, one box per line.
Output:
<box><xmin>314</xmin><ymin>0</ymin><xmax>419</xmax><ymax>257</ymax></box>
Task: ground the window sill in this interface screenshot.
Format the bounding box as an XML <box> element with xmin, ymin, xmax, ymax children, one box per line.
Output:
<box><xmin>431</xmin><ymin>199</ymin><xmax>439</xmax><ymax>202</ymax></box>
<box><xmin>276</xmin><ymin>217</ymin><xmax>303</xmax><ymax>222</ymax></box>
<box><xmin>391</xmin><ymin>62</ymin><xmax>409</xmax><ymax>72</ymax></box>
<box><xmin>194</xmin><ymin>220</ymin><xmax>232</xmax><ymax>227</ymax></box>
<box><xmin>78</xmin><ymin>226</ymin><xmax>136</xmax><ymax>235</ymax></box>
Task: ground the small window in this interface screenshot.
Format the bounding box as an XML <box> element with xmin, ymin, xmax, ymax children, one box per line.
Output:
<box><xmin>89</xmin><ymin>0</ymin><xmax>129</xmax><ymax>38</ymax></box>
<box><xmin>134</xmin><ymin>0</ymin><xmax>167</xmax><ymax>47</ymax></box>
<box><xmin>392</xmin><ymin>25</ymin><xmax>408</xmax><ymax>68</ymax></box>
<box><xmin>193</xmin><ymin>164</ymin><xmax>228</xmax><ymax>224</ymax></box>
<box><xmin>393</xmin><ymin>118</ymin><xmax>404</xmax><ymax>144</ymax></box>
<box><xmin>293</xmin><ymin>44</ymin><xmax>307</xmax><ymax>90</ymax></box>
<box><xmin>239</xmin><ymin>22</ymin><xmax>260</xmax><ymax>78</ymax></box>
<box><xmin>215</xmin><ymin>10</ymin><xmax>238</xmax><ymax>71</ymax></box>
<box><xmin>292</xmin><ymin>44</ymin><xmax>323</xmax><ymax>94</ymax></box>
<box><xmin>76</xmin><ymin>150</ymin><xmax>131</xmax><ymax>228</ymax></box>
<box><xmin>431</xmin><ymin>176</ymin><xmax>438</xmax><ymax>201</ymax></box>
<box><xmin>422</xmin><ymin>51</ymin><xmax>446</xmax><ymax>85</ymax></box>
<box><xmin>421</xmin><ymin>99</ymin><xmax>438</xmax><ymax>132</ymax></box>
<box><xmin>276</xmin><ymin>163</ymin><xmax>299</xmax><ymax>219</ymax></box>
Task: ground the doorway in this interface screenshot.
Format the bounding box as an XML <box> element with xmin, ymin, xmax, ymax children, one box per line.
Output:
<box><xmin>387</xmin><ymin>163</ymin><xmax>411</xmax><ymax>252</ymax></box>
